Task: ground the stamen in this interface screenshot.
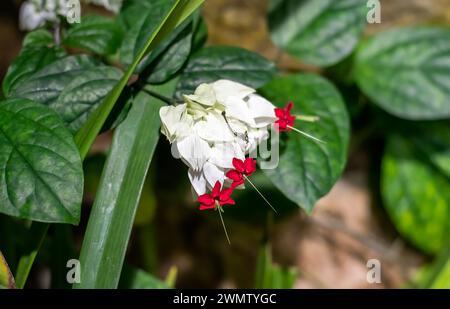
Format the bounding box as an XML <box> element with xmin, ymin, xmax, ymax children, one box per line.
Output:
<box><xmin>221</xmin><ymin>111</ymin><xmax>238</xmax><ymax>137</ymax></box>
<box><xmin>287</xmin><ymin>125</ymin><xmax>326</xmax><ymax>144</ymax></box>
<box><xmin>217</xmin><ymin>205</ymin><xmax>231</xmax><ymax>245</ymax></box>
<box><xmin>244</xmin><ymin>175</ymin><xmax>277</xmax><ymax>213</ymax></box>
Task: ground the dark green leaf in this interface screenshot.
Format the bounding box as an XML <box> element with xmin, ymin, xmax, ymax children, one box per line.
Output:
<box><xmin>355</xmin><ymin>27</ymin><xmax>450</xmax><ymax>120</ymax></box>
<box><xmin>138</xmin><ymin>17</ymin><xmax>194</xmax><ymax>84</ymax></box>
<box><xmin>2</xmin><ymin>29</ymin><xmax>65</xmax><ymax>96</ymax></box>
<box><xmin>119</xmin><ymin>266</ymin><xmax>169</xmax><ymax>289</ymax></box>
<box><xmin>119</xmin><ymin>0</ymin><xmax>179</xmax><ymax>66</ymax></box>
<box><xmin>259</xmin><ymin>74</ymin><xmax>350</xmax><ymax>212</ymax></box>
<box><xmin>382</xmin><ymin>136</ymin><xmax>450</xmax><ymax>254</ymax></box>
<box><xmin>53</xmin><ymin>67</ymin><xmax>123</xmax><ymax>132</ymax></box>
<box><xmin>64</xmin><ymin>15</ymin><xmax>123</xmax><ymax>56</ymax></box>
<box><xmin>176</xmin><ymin>46</ymin><xmax>277</xmax><ymax>97</ymax></box>
<box><xmin>268</xmin><ymin>0</ymin><xmax>367</xmax><ymax>67</ymax></box>
<box><xmin>417</xmin><ymin>247</ymin><xmax>450</xmax><ymax>288</ymax></box>
<box><xmin>10</xmin><ymin>55</ymin><xmax>122</xmax><ymax>132</ymax></box>
<box><xmin>0</xmin><ymin>99</ymin><xmax>83</xmax><ymax>224</ymax></box>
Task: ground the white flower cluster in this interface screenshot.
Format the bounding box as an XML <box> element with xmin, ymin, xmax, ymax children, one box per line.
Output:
<box><xmin>160</xmin><ymin>80</ymin><xmax>277</xmax><ymax>196</ymax></box>
<box><xmin>19</xmin><ymin>0</ymin><xmax>123</xmax><ymax>31</ymax></box>
<box><xmin>19</xmin><ymin>0</ymin><xmax>71</xmax><ymax>31</ymax></box>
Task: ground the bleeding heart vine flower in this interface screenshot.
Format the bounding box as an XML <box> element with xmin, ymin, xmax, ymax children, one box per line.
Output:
<box><xmin>197</xmin><ymin>181</ymin><xmax>235</xmax><ymax>211</ymax></box>
<box><xmin>226</xmin><ymin>158</ymin><xmax>257</xmax><ymax>188</ymax></box>
<box><xmin>159</xmin><ymin>79</ymin><xmax>277</xmax><ymax>197</ymax></box>
<box><xmin>275</xmin><ymin>102</ymin><xmax>296</xmax><ymax>132</ymax></box>
<box><xmin>19</xmin><ymin>0</ymin><xmax>72</xmax><ymax>31</ymax></box>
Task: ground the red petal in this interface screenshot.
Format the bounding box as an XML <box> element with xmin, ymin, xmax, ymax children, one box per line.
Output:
<box><xmin>220</xmin><ymin>196</ymin><xmax>235</xmax><ymax>206</ymax></box>
<box><xmin>198</xmin><ymin>194</ymin><xmax>214</xmax><ymax>206</ymax></box>
<box><xmin>219</xmin><ymin>187</ymin><xmax>234</xmax><ymax>201</ymax></box>
<box><xmin>286</xmin><ymin>102</ymin><xmax>294</xmax><ymax>112</ymax></box>
<box><xmin>199</xmin><ymin>204</ymin><xmax>216</xmax><ymax>211</ymax></box>
<box><xmin>244</xmin><ymin>158</ymin><xmax>257</xmax><ymax>175</ymax></box>
<box><xmin>232</xmin><ymin>158</ymin><xmax>245</xmax><ymax>172</ymax></box>
<box><xmin>212</xmin><ymin>181</ymin><xmax>222</xmax><ymax>198</ymax></box>
<box><xmin>226</xmin><ymin>169</ymin><xmax>243</xmax><ymax>182</ymax></box>
<box><xmin>274</xmin><ymin>108</ymin><xmax>285</xmax><ymax>117</ymax></box>
<box><xmin>231</xmin><ymin>179</ymin><xmax>245</xmax><ymax>188</ymax></box>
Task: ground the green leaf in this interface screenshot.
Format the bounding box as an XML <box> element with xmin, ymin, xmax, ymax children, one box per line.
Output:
<box><xmin>382</xmin><ymin>135</ymin><xmax>450</xmax><ymax>254</ymax></box>
<box><xmin>268</xmin><ymin>0</ymin><xmax>367</xmax><ymax>67</ymax></box>
<box><xmin>119</xmin><ymin>266</ymin><xmax>169</xmax><ymax>289</ymax></box>
<box><xmin>63</xmin><ymin>15</ymin><xmax>123</xmax><ymax>56</ymax></box>
<box><xmin>139</xmin><ymin>17</ymin><xmax>195</xmax><ymax>84</ymax></box>
<box><xmin>53</xmin><ymin>67</ymin><xmax>123</xmax><ymax>132</ymax></box>
<box><xmin>418</xmin><ymin>247</ymin><xmax>450</xmax><ymax>289</ymax></box>
<box><xmin>0</xmin><ymin>251</ymin><xmax>15</xmax><ymax>289</ymax></box>
<box><xmin>75</xmin><ymin>0</ymin><xmax>205</xmax><ymax>160</ymax></box>
<box><xmin>2</xmin><ymin>30</ymin><xmax>66</xmax><ymax>96</ymax></box>
<box><xmin>259</xmin><ymin>74</ymin><xmax>350</xmax><ymax>212</ymax></box>
<box><xmin>22</xmin><ymin>29</ymin><xmax>54</xmax><ymax>48</ymax></box>
<box><xmin>119</xmin><ymin>0</ymin><xmax>180</xmax><ymax>66</ymax></box>
<box><xmin>10</xmin><ymin>55</ymin><xmax>99</xmax><ymax>104</ymax></box>
<box><xmin>73</xmin><ymin>92</ymin><xmax>164</xmax><ymax>288</ymax></box>
<box><xmin>411</xmin><ymin>123</ymin><xmax>450</xmax><ymax>178</ymax></box>
<box><xmin>176</xmin><ymin>46</ymin><xmax>277</xmax><ymax>97</ymax></box>
<box><xmin>355</xmin><ymin>27</ymin><xmax>450</xmax><ymax>120</ymax></box>
<box><xmin>9</xmin><ymin>55</ymin><xmax>122</xmax><ymax>133</ymax></box>
<box><xmin>0</xmin><ymin>99</ymin><xmax>83</xmax><ymax>224</ymax></box>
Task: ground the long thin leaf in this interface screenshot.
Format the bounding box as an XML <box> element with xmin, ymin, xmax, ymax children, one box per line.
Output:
<box><xmin>75</xmin><ymin>0</ymin><xmax>204</xmax><ymax>159</ymax></box>
<box><xmin>73</xmin><ymin>92</ymin><xmax>164</xmax><ymax>288</ymax></box>
<box><xmin>14</xmin><ymin>223</ymin><xmax>48</xmax><ymax>289</ymax></box>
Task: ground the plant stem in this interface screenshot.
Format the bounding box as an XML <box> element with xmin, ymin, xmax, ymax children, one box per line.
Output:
<box><xmin>141</xmin><ymin>88</ymin><xmax>174</xmax><ymax>105</ymax></box>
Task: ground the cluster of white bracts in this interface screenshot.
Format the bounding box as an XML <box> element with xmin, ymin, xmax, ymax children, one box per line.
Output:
<box><xmin>19</xmin><ymin>0</ymin><xmax>122</xmax><ymax>31</ymax></box>
<box><xmin>160</xmin><ymin>80</ymin><xmax>277</xmax><ymax>196</ymax></box>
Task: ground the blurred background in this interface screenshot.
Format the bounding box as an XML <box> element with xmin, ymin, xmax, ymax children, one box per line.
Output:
<box><xmin>1</xmin><ymin>0</ymin><xmax>450</xmax><ymax>289</ymax></box>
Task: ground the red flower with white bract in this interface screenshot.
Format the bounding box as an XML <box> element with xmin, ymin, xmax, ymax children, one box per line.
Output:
<box><xmin>274</xmin><ymin>102</ymin><xmax>295</xmax><ymax>132</ymax></box>
<box><xmin>197</xmin><ymin>181</ymin><xmax>235</xmax><ymax>211</ymax></box>
<box><xmin>226</xmin><ymin>157</ymin><xmax>257</xmax><ymax>188</ymax></box>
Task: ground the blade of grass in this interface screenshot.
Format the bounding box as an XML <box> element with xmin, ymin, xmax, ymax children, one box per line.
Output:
<box><xmin>14</xmin><ymin>223</ymin><xmax>48</xmax><ymax>289</ymax></box>
<box><xmin>75</xmin><ymin>0</ymin><xmax>204</xmax><ymax>159</ymax></box>
<box><xmin>73</xmin><ymin>91</ymin><xmax>164</xmax><ymax>288</ymax></box>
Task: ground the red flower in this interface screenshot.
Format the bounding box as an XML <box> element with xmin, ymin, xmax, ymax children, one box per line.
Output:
<box><xmin>226</xmin><ymin>157</ymin><xmax>257</xmax><ymax>187</ymax></box>
<box><xmin>198</xmin><ymin>181</ymin><xmax>235</xmax><ymax>210</ymax></box>
<box><xmin>275</xmin><ymin>102</ymin><xmax>295</xmax><ymax>132</ymax></box>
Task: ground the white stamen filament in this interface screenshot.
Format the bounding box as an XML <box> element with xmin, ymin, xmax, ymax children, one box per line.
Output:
<box><xmin>287</xmin><ymin>125</ymin><xmax>326</xmax><ymax>144</ymax></box>
<box><xmin>244</xmin><ymin>175</ymin><xmax>277</xmax><ymax>213</ymax></box>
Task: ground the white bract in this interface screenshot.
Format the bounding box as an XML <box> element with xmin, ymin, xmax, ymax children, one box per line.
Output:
<box><xmin>19</xmin><ymin>0</ymin><xmax>123</xmax><ymax>31</ymax></box>
<box><xmin>19</xmin><ymin>0</ymin><xmax>71</xmax><ymax>31</ymax></box>
<box><xmin>160</xmin><ymin>80</ymin><xmax>277</xmax><ymax>196</ymax></box>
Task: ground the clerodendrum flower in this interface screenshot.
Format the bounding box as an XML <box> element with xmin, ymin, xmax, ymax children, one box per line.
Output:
<box><xmin>159</xmin><ymin>79</ymin><xmax>277</xmax><ymax>198</ymax></box>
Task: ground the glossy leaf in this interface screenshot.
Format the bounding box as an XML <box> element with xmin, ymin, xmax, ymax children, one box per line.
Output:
<box><xmin>139</xmin><ymin>18</ymin><xmax>195</xmax><ymax>84</ymax></box>
<box><xmin>268</xmin><ymin>0</ymin><xmax>367</xmax><ymax>66</ymax></box>
<box><xmin>9</xmin><ymin>55</ymin><xmax>122</xmax><ymax>133</ymax></box>
<box><xmin>2</xmin><ymin>29</ymin><xmax>65</xmax><ymax>96</ymax></box>
<box><xmin>74</xmin><ymin>92</ymin><xmax>164</xmax><ymax>288</ymax></box>
<box><xmin>355</xmin><ymin>27</ymin><xmax>450</xmax><ymax>120</ymax></box>
<box><xmin>176</xmin><ymin>46</ymin><xmax>277</xmax><ymax>97</ymax></box>
<box><xmin>0</xmin><ymin>99</ymin><xmax>83</xmax><ymax>224</ymax></box>
<box><xmin>382</xmin><ymin>136</ymin><xmax>450</xmax><ymax>254</ymax></box>
<box><xmin>63</xmin><ymin>15</ymin><xmax>123</xmax><ymax>56</ymax></box>
<box><xmin>119</xmin><ymin>0</ymin><xmax>180</xmax><ymax>66</ymax></box>
<box><xmin>259</xmin><ymin>74</ymin><xmax>350</xmax><ymax>212</ymax></box>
